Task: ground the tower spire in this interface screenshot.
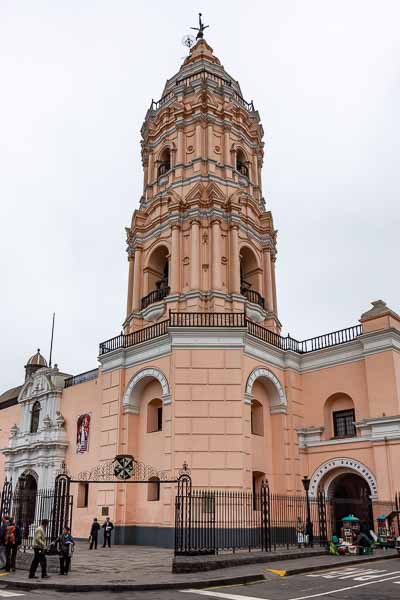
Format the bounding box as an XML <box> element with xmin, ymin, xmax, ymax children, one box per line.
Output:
<box><xmin>191</xmin><ymin>12</ymin><xmax>209</xmax><ymax>40</ymax></box>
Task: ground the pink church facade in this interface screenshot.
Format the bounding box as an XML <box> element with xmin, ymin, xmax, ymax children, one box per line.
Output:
<box><xmin>1</xmin><ymin>34</ymin><xmax>400</xmax><ymax>545</ymax></box>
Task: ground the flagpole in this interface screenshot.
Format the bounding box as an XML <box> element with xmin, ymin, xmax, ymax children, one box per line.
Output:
<box><xmin>49</xmin><ymin>312</ymin><xmax>55</xmax><ymax>368</ymax></box>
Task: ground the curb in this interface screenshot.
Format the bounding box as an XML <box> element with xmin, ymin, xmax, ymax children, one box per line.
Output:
<box><xmin>4</xmin><ymin>552</ymin><xmax>398</xmax><ymax>592</ymax></box>
<box><xmin>266</xmin><ymin>552</ymin><xmax>399</xmax><ymax>577</ymax></box>
<box><xmin>2</xmin><ymin>573</ymin><xmax>265</xmax><ymax>593</ymax></box>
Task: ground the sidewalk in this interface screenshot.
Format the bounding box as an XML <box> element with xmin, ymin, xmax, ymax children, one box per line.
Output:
<box><xmin>2</xmin><ymin>543</ymin><xmax>398</xmax><ymax>592</ymax></box>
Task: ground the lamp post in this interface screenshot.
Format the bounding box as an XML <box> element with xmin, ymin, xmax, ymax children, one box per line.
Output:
<box><xmin>302</xmin><ymin>475</ymin><xmax>314</xmax><ymax>548</ymax></box>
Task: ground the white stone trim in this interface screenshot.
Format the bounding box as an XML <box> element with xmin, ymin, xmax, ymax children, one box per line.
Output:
<box><xmin>245</xmin><ymin>367</ymin><xmax>287</xmax><ymax>414</ymax></box>
<box><xmin>122</xmin><ymin>367</ymin><xmax>171</xmax><ymax>414</ymax></box>
<box><xmin>309</xmin><ymin>457</ymin><xmax>378</xmax><ymax>499</ymax></box>
<box><xmin>356</xmin><ymin>414</ymin><xmax>400</xmax><ymax>441</ymax></box>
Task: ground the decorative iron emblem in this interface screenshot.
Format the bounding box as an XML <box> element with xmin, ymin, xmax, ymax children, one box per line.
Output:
<box><xmin>113</xmin><ymin>455</ymin><xmax>134</xmax><ymax>480</ymax></box>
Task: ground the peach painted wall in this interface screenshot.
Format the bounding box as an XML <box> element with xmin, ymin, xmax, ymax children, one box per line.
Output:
<box><xmin>0</xmin><ymin>404</ymin><xmax>20</xmax><ymax>482</ymax></box>
<box><xmin>62</xmin><ymin>377</ymin><xmax>102</xmax><ymax>538</ymax></box>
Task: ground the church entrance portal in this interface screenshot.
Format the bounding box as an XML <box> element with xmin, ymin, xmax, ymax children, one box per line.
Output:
<box><xmin>329</xmin><ymin>473</ymin><xmax>373</xmax><ymax>535</ymax></box>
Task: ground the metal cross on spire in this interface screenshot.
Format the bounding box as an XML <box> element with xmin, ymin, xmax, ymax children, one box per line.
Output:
<box><xmin>191</xmin><ymin>12</ymin><xmax>209</xmax><ymax>40</ymax></box>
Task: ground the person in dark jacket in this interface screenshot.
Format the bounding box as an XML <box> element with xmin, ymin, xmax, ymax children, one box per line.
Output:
<box><xmin>102</xmin><ymin>517</ymin><xmax>114</xmax><ymax>548</ymax></box>
<box><xmin>56</xmin><ymin>526</ymin><xmax>75</xmax><ymax>575</ymax></box>
<box><xmin>4</xmin><ymin>517</ymin><xmax>21</xmax><ymax>572</ymax></box>
<box><xmin>89</xmin><ymin>518</ymin><xmax>100</xmax><ymax>550</ymax></box>
<box><xmin>0</xmin><ymin>515</ymin><xmax>9</xmax><ymax>569</ymax></box>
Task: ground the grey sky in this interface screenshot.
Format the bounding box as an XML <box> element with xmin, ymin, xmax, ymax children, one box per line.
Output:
<box><xmin>1</xmin><ymin>1</ymin><xmax>399</xmax><ymax>390</ymax></box>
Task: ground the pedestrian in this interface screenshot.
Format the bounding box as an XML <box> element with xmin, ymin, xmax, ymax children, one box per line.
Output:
<box><xmin>0</xmin><ymin>515</ymin><xmax>9</xmax><ymax>570</ymax></box>
<box><xmin>4</xmin><ymin>517</ymin><xmax>21</xmax><ymax>572</ymax></box>
<box><xmin>102</xmin><ymin>517</ymin><xmax>114</xmax><ymax>548</ymax></box>
<box><xmin>28</xmin><ymin>519</ymin><xmax>50</xmax><ymax>579</ymax></box>
<box><xmin>296</xmin><ymin>516</ymin><xmax>305</xmax><ymax>548</ymax></box>
<box><xmin>89</xmin><ymin>518</ymin><xmax>100</xmax><ymax>550</ymax></box>
<box><xmin>56</xmin><ymin>526</ymin><xmax>75</xmax><ymax>575</ymax></box>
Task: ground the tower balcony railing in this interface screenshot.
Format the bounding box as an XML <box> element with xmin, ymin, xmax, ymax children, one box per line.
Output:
<box><xmin>99</xmin><ymin>312</ymin><xmax>363</xmax><ymax>356</ymax></box>
<box><xmin>141</xmin><ymin>286</ymin><xmax>170</xmax><ymax>310</ymax></box>
<box><xmin>240</xmin><ymin>287</ymin><xmax>265</xmax><ymax>309</ymax></box>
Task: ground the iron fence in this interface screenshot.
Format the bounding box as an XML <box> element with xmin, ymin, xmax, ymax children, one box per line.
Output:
<box><xmin>0</xmin><ymin>475</ymin><xmax>73</xmax><ymax>550</ymax></box>
<box><xmin>175</xmin><ymin>481</ymin><xmax>327</xmax><ymax>556</ymax></box>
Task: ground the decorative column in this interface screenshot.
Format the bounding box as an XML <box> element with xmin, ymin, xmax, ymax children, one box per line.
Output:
<box><xmin>190</xmin><ymin>220</ymin><xmax>200</xmax><ymax>290</ymax></box>
<box><xmin>263</xmin><ymin>249</ymin><xmax>274</xmax><ymax>312</ymax></box>
<box><xmin>132</xmin><ymin>247</ymin><xmax>142</xmax><ymax>311</ymax></box>
<box><xmin>170</xmin><ymin>225</ymin><xmax>180</xmax><ymax>294</ymax></box>
<box><xmin>177</xmin><ymin>126</ymin><xmax>184</xmax><ymax>165</ymax></box>
<box><xmin>230</xmin><ymin>225</ymin><xmax>240</xmax><ymax>294</ymax></box>
<box><xmin>224</xmin><ymin>127</ymin><xmax>230</xmax><ymax>166</ymax></box>
<box><xmin>271</xmin><ymin>255</ymin><xmax>278</xmax><ymax>314</ymax></box>
<box><xmin>207</xmin><ymin>121</ymin><xmax>213</xmax><ymax>159</ymax></box>
<box><xmin>126</xmin><ymin>253</ymin><xmax>135</xmax><ymax>316</ymax></box>
<box><xmin>211</xmin><ymin>220</ymin><xmax>222</xmax><ymax>291</ymax></box>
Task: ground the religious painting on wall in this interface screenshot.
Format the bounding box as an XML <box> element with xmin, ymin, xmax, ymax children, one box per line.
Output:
<box><xmin>76</xmin><ymin>414</ymin><xmax>90</xmax><ymax>453</ymax></box>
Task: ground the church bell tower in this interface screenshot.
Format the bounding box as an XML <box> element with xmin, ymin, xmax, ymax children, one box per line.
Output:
<box><xmin>124</xmin><ymin>23</ymin><xmax>279</xmax><ymax>334</ymax></box>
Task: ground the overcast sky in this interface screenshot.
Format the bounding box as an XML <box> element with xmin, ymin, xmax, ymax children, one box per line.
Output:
<box><xmin>1</xmin><ymin>1</ymin><xmax>399</xmax><ymax>390</ymax></box>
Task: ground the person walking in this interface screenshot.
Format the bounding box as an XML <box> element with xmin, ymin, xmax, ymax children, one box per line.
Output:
<box><xmin>4</xmin><ymin>517</ymin><xmax>21</xmax><ymax>572</ymax></box>
<box><xmin>89</xmin><ymin>518</ymin><xmax>100</xmax><ymax>550</ymax></box>
<box><xmin>102</xmin><ymin>517</ymin><xmax>114</xmax><ymax>548</ymax></box>
<box><xmin>28</xmin><ymin>519</ymin><xmax>50</xmax><ymax>579</ymax></box>
<box><xmin>0</xmin><ymin>515</ymin><xmax>9</xmax><ymax>570</ymax></box>
<box><xmin>56</xmin><ymin>526</ymin><xmax>75</xmax><ymax>575</ymax></box>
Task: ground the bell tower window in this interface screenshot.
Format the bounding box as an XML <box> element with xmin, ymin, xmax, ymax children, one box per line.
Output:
<box><xmin>236</xmin><ymin>150</ymin><xmax>248</xmax><ymax>177</ymax></box>
<box><xmin>141</xmin><ymin>245</ymin><xmax>170</xmax><ymax>309</ymax></box>
<box><xmin>30</xmin><ymin>401</ymin><xmax>41</xmax><ymax>433</ymax></box>
<box><xmin>158</xmin><ymin>148</ymin><xmax>171</xmax><ymax>177</ymax></box>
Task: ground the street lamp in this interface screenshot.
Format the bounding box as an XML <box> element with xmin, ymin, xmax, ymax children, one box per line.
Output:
<box><xmin>302</xmin><ymin>475</ymin><xmax>314</xmax><ymax>548</ymax></box>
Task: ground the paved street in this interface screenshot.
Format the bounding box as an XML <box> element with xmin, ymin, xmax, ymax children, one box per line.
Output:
<box><xmin>1</xmin><ymin>560</ymin><xmax>400</xmax><ymax>599</ymax></box>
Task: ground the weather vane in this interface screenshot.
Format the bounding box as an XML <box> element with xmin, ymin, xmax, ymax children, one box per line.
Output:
<box><xmin>191</xmin><ymin>12</ymin><xmax>209</xmax><ymax>40</ymax></box>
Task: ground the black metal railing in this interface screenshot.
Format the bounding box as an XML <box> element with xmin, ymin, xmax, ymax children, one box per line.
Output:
<box><xmin>150</xmin><ymin>69</ymin><xmax>255</xmax><ymax>113</ymax></box>
<box><xmin>141</xmin><ymin>286</ymin><xmax>170</xmax><ymax>310</ymax></box>
<box><xmin>99</xmin><ymin>319</ymin><xmax>169</xmax><ymax>355</ymax></box>
<box><xmin>241</xmin><ymin>287</ymin><xmax>265</xmax><ymax>309</ymax></box>
<box><xmin>64</xmin><ymin>368</ymin><xmax>99</xmax><ymax>388</ymax></box>
<box><xmin>170</xmin><ymin>311</ymin><xmax>246</xmax><ymax>328</ymax></box>
<box><xmin>296</xmin><ymin>325</ymin><xmax>363</xmax><ymax>353</ymax></box>
<box><xmin>99</xmin><ymin>313</ymin><xmax>363</xmax><ymax>356</ymax></box>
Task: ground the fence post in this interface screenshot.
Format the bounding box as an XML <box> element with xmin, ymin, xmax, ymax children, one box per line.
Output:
<box><xmin>317</xmin><ymin>491</ymin><xmax>328</xmax><ymax>547</ymax></box>
<box><xmin>175</xmin><ymin>464</ymin><xmax>192</xmax><ymax>556</ymax></box>
<box><xmin>261</xmin><ymin>480</ymin><xmax>271</xmax><ymax>552</ymax></box>
<box><xmin>51</xmin><ymin>474</ymin><xmax>71</xmax><ymax>542</ymax></box>
<box><xmin>0</xmin><ymin>479</ymin><xmax>13</xmax><ymax>519</ymax></box>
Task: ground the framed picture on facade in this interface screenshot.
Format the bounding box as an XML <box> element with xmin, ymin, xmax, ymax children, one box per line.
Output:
<box><xmin>76</xmin><ymin>413</ymin><xmax>90</xmax><ymax>453</ymax></box>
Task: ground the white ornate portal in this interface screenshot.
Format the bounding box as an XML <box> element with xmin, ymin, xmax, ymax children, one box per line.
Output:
<box><xmin>3</xmin><ymin>367</ymin><xmax>68</xmax><ymax>489</ymax></box>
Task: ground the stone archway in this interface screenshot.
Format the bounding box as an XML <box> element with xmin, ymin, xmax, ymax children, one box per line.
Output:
<box><xmin>244</xmin><ymin>367</ymin><xmax>287</xmax><ymax>414</ymax></box>
<box><xmin>122</xmin><ymin>367</ymin><xmax>171</xmax><ymax>414</ymax></box>
<box><xmin>328</xmin><ymin>472</ymin><xmax>374</xmax><ymax>535</ymax></box>
<box><xmin>15</xmin><ymin>471</ymin><xmax>38</xmax><ymax>535</ymax></box>
<box><xmin>309</xmin><ymin>458</ymin><xmax>378</xmax><ymax>499</ymax></box>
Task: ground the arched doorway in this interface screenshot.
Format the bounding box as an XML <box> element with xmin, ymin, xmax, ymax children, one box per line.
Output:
<box><xmin>15</xmin><ymin>473</ymin><xmax>38</xmax><ymax>537</ymax></box>
<box><xmin>329</xmin><ymin>473</ymin><xmax>373</xmax><ymax>535</ymax></box>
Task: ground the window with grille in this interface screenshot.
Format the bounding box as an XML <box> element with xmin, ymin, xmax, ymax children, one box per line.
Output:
<box><xmin>333</xmin><ymin>409</ymin><xmax>356</xmax><ymax>438</ymax></box>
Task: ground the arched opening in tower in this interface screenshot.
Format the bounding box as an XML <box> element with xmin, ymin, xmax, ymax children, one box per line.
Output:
<box><xmin>236</xmin><ymin>150</ymin><xmax>249</xmax><ymax>177</ymax></box>
<box><xmin>142</xmin><ymin>245</ymin><xmax>170</xmax><ymax>309</ymax></box>
<box><xmin>158</xmin><ymin>148</ymin><xmax>171</xmax><ymax>177</ymax></box>
<box><xmin>240</xmin><ymin>247</ymin><xmax>264</xmax><ymax>308</ymax></box>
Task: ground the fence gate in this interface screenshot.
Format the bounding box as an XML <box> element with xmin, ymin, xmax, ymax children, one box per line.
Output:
<box><xmin>174</xmin><ymin>479</ymin><xmax>272</xmax><ymax>556</ymax></box>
